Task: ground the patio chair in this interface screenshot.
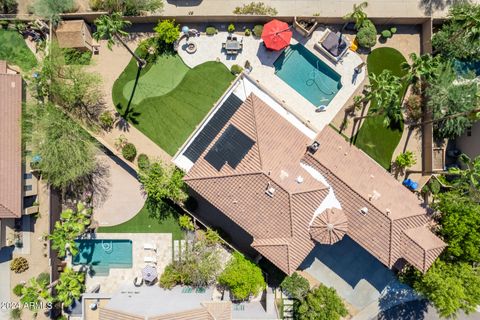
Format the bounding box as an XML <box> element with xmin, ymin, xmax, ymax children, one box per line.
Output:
<box><xmin>227</xmin><ymin>35</ymin><xmax>232</xmax><ymax>41</ymax></box>
<box><xmin>143</xmin><ymin>243</ymin><xmax>157</xmax><ymax>252</ymax></box>
<box><xmin>133</xmin><ymin>276</ymin><xmax>143</xmax><ymax>287</ymax></box>
<box><xmin>232</xmin><ymin>36</ymin><xmax>237</xmax><ymax>41</ymax></box>
<box><xmin>144</xmin><ymin>256</ymin><xmax>157</xmax><ymax>264</ymax></box>
<box><xmin>314</xmin><ymin>28</ymin><xmax>350</xmax><ymax>63</ymax></box>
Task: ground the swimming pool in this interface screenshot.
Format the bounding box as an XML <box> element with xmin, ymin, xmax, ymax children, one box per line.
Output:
<box><xmin>73</xmin><ymin>239</ymin><xmax>132</xmax><ymax>276</ymax></box>
<box><xmin>274</xmin><ymin>44</ymin><xmax>342</xmax><ymax>106</ymax></box>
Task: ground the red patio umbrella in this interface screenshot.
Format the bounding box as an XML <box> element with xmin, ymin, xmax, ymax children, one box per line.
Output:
<box><xmin>261</xmin><ymin>19</ymin><xmax>292</xmax><ymax>51</ymax></box>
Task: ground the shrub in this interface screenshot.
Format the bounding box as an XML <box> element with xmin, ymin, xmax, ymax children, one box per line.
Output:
<box><xmin>154</xmin><ymin>19</ymin><xmax>179</xmax><ymax>45</ymax></box>
<box><xmin>122</xmin><ymin>143</ymin><xmax>137</xmax><ymax>161</ymax></box>
<box><xmin>281</xmin><ymin>272</ymin><xmax>310</xmax><ymax>300</ymax></box>
<box><xmin>36</xmin><ymin>272</ymin><xmax>50</xmax><ymax>284</ymax></box>
<box><xmin>179</xmin><ymin>214</ymin><xmax>194</xmax><ymax>231</ymax></box>
<box><xmin>137</xmin><ymin>153</ymin><xmax>150</xmax><ymax>171</ymax></box>
<box><xmin>390</xmin><ymin>27</ymin><xmax>397</xmax><ymax>34</ymax></box>
<box><xmin>10</xmin><ymin>308</ymin><xmax>22</xmax><ymax>320</ymax></box>
<box><xmin>245</xmin><ymin>28</ymin><xmax>251</xmax><ymax>36</ymax></box>
<box><xmin>0</xmin><ymin>0</ymin><xmax>17</xmax><ymax>14</ymax></box>
<box><xmin>13</xmin><ymin>283</ymin><xmax>24</xmax><ymax>297</ymax></box>
<box><xmin>405</xmin><ymin>94</ymin><xmax>422</xmax><ymax>122</ymax></box>
<box><xmin>228</xmin><ymin>23</ymin><xmax>235</xmax><ymax>33</ymax></box>
<box><xmin>159</xmin><ymin>264</ymin><xmax>180</xmax><ymax>289</ymax></box>
<box><xmin>381</xmin><ymin>29</ymin><xmax>392</xmax><ymax>38</ymax></box>
<box><xmin>89</xmin><ymin>0</ymin><xmax>163</xmax><ymax>16</ymax></box>
<box><xmin>233</xmin><ymin>2</ymin><xmax>277</xmax><ymax>15</ymax></box>
<box><xmin>296</xmin><ymin>285</ymin><xmax>348</xmax><ymax>320</ymax></box>
<box><xmin>204</xmin><ymin>228</ymin><xmax>221</xmax><ymax>246</ymax></box>
<box><xmin>62</xmin><ymin>48</ymin><xmax>92</xmax><ymax>65</ymax></box>
<box><xmin>394</xmin><ymin>151</ymin><xmax>416</xmax><ymax>170</ymax></box>
<box><xmin>0</xmin><ymin>20</ymin><xmax>9</xmax><ymax>29</ymax></box>
<box><xmin>230</xmin><ymin>64</ymin><xmax>243</xmax><ymax>75</ymax></box>
<box><xmin>218</xmin><ymin>252</ymin><xmax>265</xmax><ymax>300</ymax></box>
<box><xmin>10</xmin><ymin>257</ymin><xmax>29</xmax><ymax>273</ymax></box>
<box><xmin>99</xmin><ymin>111</ymin><xmax>115</xmax><ymax>130</ymax></box>
<box><xmin>356</xmin><ymin>19</ymin><xmax>377</xmax><ymax>48</ymax></box>
<box><xmin>206</xmin><ymin>26</ymin><xmax>217</xmax><ymax>35</ymax></box>
<box><xmin>253</xmin><ymin>25</ymin><xmax>264</xmax><ymax>37</ymax></box>
<box><xmin>139</xmin><ymin>161</ymin><xmax>187</xmax><ymax>203</ymax></box>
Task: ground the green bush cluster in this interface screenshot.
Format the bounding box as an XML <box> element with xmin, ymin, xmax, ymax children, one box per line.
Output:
<box><xmin>381</xmin><ymin>27</ymin><xmax>397</xmax><ymax>39</ymax></box>
<box><xmin>206</xmin><ymin>26</ymin><xmax>217</xmax><ymax>35</ymax></box>
<box><xmin>10</xmin><ymin>257</ymin><xmax>29</xmax><ymax>273</ymax></box>
<box><xmin>0</xmin><ymin>20</ymin><xmax>9</xmax><ymax>29</ymax></box>
<box><xmin>245</xmin><ymin>28</ymin><xmax>251</xmax><ymax>36</ymax></box>
<box><xmin>12</xmin><ymin>283</ymin><xmax>24</xmax><ymax>297</ymax></box>
<box><xmin>394</xmin><ymin>151</ymin><xmax>416</xmax><ymax>170</ymax></box>
<box><xmin>137</xmin><ymin>153</ymin><xmax>150</xmax><ymax>170</ymax></box>
<box><xmin>62</xmin><ymin>48</ymin><xmax>92</xmax><ymax>65</ymax></box>
<box><xmin>99</xmin><ymin>111</ymin><xmax>115</xmax><ymax>130</ymax></box>
<box><xmin>253</xmin><ymin>25</ymin><xmax>264</xmax><ymax>37</ymax></box>
<box><xmin>178</xmin><ymin>214</ymin><xmax>194</xmax><ymax>231</ymax></box>
<box><xmin>122</xmin><ymin>143</ymin><xmax>137</xmax><ymax>161</ymax></box>
<box><xmin>228</xmin><ymin>23</ymin><xmax>235</xmax><ymax>33</ymax></box>
<box><xmin>356</xmin><ymin>20</ymin><xmax>377</xmax><ymax>48</ymax></box>
<box><xmin>230</xmin><ymin>64</ymin><xmax>243</xmax><ymax>75</ymax></box>
<box><xmin>233</xmin><ymin>2</ymin><xmax>278</xmax><ymax>16</ymax></box>
<box><xmin>280</xmin><ymin>272</ymin><xmax>310</xmax><ymax>300</ymax></box>
<box><xmin>89</xmin><ymin>0</ymin><xmax>163</xmax><ymax>16</ymax></box>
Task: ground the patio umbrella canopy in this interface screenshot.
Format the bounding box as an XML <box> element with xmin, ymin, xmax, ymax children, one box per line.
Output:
<box><xmin>310</xmin><ymin>208</ymin><xmax>348</xmax><ymax>245</ymax></box>
<box><xmin>142</xmin><ymin>265</ymin><xmax>158</xmax><ymax>283</ymax></box>
<box><xmin>261</xmin><ymin>19</ymin><xmax>293</xmax><ymax>51</ymax></box>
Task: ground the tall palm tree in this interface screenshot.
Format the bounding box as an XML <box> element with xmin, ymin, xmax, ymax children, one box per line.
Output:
<box><xmin>401</xmin><ymin>53</ymin><xmax>442</xmax><ymax>86</ymax></box>
<box><xmin>93</xmin><ymin>12</ymin><xmax>146</xmax><ymax>67</ymax></box>
<box><xmin>53</xmin><ymin>268</ymin><xmax>85</xmax><ymax>307</ymax></box>
<box><xmin>343</xmin><ymin>2</ymin><xmax>369</xmax><ymax>29</ymax></box>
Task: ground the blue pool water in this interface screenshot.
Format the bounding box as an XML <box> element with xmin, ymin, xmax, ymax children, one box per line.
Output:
<box><xmin>274</xmin><ymin>44</ymin><xmax>342</xmax><ymax>106</ymax></box>
<box><xmin>73</xmin><ymin>239</ymin><xmax>132</xmax><ymax>276</ymax></box>
<box><xmin>453</xmin><ymin>59</ymin><xmax>480</xmax><ymax>77</ymax></box>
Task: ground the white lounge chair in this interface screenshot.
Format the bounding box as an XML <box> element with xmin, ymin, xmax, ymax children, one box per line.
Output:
<box><xmin>143</xmin><ymin>243</ymin><xmax>157</xmax><ymax>251</ymax></box>
<box><xmin>144</xmin><ymin>256</ymin><xmax>157</xmax><ymax>264</ymax></box>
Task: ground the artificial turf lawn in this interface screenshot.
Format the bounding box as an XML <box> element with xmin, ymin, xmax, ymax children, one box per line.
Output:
<box><xmin>0</xmin><ymin>30</ymin><xmax>37</xmax><ymax>71</ymax></box>
<box><xmin>354</xmin><ymin>47</ymin><xmax>408</xmax><ymax>169</ymax></box>
<box><xmin>112</xmin><ymin>53</ymin><xmax>235</xmax><ymax>156</ymax></box>
<box><xmin>97</xmin><ymin>201</ymin><xmax>184</xmax><ymax>240</ymax></box>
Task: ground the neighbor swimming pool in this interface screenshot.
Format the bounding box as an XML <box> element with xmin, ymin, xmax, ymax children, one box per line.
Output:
<box><xmin>274</xmin><ymin>44</ymin><xmax>342</xmax><ymax>107</ymax></box>
<box><xmin>73</xmin><ymin>239</ymin><xmax>132</xmax><ymax>276</ymax></box>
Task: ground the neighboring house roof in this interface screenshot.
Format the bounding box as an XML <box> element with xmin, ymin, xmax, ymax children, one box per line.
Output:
<box><xmin>0</xmin><ymin>61</ymin><xmax>22</xmax><ymax>218</ymax></box>
<box><xmin>55</xmin><ymin>20</ymin><xmax>92</xmax><ymax>49</ymax></box>
<box><xmin>181</xmin><ymin>91</ymin><xmax>446</xmax><ymax>274</ymax></box>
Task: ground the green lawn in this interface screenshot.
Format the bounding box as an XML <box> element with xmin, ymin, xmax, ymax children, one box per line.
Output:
<box><xmin>98</xmin><ymin>201</ymin><xmax>184</xmax><ymax>240</ymax></box>
<box><xmin>0</xmin><ymin>30</ymin><xmax>37</xmax><ymax>71</ymax></box>
<box><xmin>354</xmin><ymin>47</ymin><xmax>408</xmax><ymax>169</ymax></box>
<box><xmin>113</xmin><ymin>53</ymin><xmax>235</xmax><ymax>155</ymax></box>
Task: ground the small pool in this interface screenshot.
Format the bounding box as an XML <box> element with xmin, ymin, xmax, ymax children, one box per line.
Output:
<box><xmin>73</xmin><ymin>239</ymin><xmax>132</xmax><ymax>276</ymax></box>
<box><xmin>274</xmin><ymin>44</ymin><xmax>342</xmax><ymax>106</ymax></box>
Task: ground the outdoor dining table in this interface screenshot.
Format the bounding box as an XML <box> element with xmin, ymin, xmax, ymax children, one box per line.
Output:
<box><xmin>225</xmin><ymin>40</ymin><xmax>241</xmax><ymax>50</ymax></box>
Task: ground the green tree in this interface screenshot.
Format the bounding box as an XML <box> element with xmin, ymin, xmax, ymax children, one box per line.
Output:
<box><xmin>343</xmin><ymin>1</ymin><xmax>369</xmax><ymax>29</ymax></box>
<box><xmin>53</xmin><ymin>268</ymin><xmax>85</xmax><ymax>307</ymax></box>
<box><xmin>411</xmin><ymin>261</ymin><xmax>480</xmax><ymax>318</ymax></box>
<box><xmin>179</xmin><ymin>214</ymin><xmax>194</xmax><ymax>231</ymax></box>
<box><xmin>280</xmin><ymin>272</ymin><xmax>310</xmax><ymax>300</ymax></box>
<box><xmin>139</xmin><ymin>161</ymin><xmax>188</xmax><ymax>204</ymax></box>
<box><xmin>154</xmin><ymin>19</ymin><xmax>180</xmax><ymax>44</ymax></box>
<box><xmin>49</xmin><ymin>203</ymin><xmax>91</xmax><ymax>257</ymax></box>
<box><xmin>432</xmin><ymin>2</ymin><xmax>480</xmax><ymax>60</ymax></box>
<box><xmin>449</xmin><ymin>154</ymin><xmax>480</xmax><ymax>202</ymax></box>
<box><xmin>20</xmin><ymin>276</ymin><xmax>52</xmax><ymax>310</ymax></box>
<box><xmin>434</xmin><ymin>191</ymin><xmax>480</xmax><ymax>263</ymax></box>
<box><xmin>93</xmin><ymin>12</ymin><xmax>146</xmax><ymax>67</ymax></box>
<box><xmin>401</xmin><ymin>53</ymin><xmax>442</xmax><ymax>86</ymax></box>
<box><xmin>356</xmin><ymin>19</ymin><xmax>377</xmax><ymax>48</ymax></box>
<box><xmin>33</xmin><ymin>0</ymin><xmax>74</xmax><ymax>24</ymax></box>
<box><xmin>393</xmin><ymin>151</ymin><xmax>416</xmax><ymax>175</ymax></box>
<box><xmin>426</xmin><ymin>63</ymin><xmax>479</xmax><ymax>139</ymax></box>
<box><xmin>218</xmin><ymin>252</ymin><xmax>265</xmax><ymax>301</ymax></box>
<box><xmin>362</xmin><ymin>69</ymin><xmax>404</xmax><ymax>127</ymax></box>
<box><xmin>295</xmin><ymin>285</ymin><xmax>348</xmax><ymax>320</ymax></box>
<box><xmin>0</xmin><ymin>0</ymin><xmax>17</xmax><ymax>13</ymax></box>
<box><xmin>27</xmin><ymin>103</ymin><xmax>99</xmax><ymax>189</ymax></box>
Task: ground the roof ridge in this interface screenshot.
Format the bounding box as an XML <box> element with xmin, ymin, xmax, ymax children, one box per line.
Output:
<box><xmin>248</xmin><ymin>94</ymin><xmax>265</xmax><ymax>171</ymax></box>
<box><xmin>0</xmin><ymin>203</ymin><xmax>16</xmax><ymax>218</ymax></box>
<box><xmin>184</xmin><ymin>171</ymin><xmax>263</xmax><ymax>182</ymax></box>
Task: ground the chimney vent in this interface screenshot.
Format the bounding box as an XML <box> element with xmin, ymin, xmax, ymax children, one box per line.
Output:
<box><xmin>265</xmin><ymin>182</ymin><xmax>276</xmax><ymax>197</ymax></box>
<box><xmin>296</xmin><ymin>176</ymin><xmax>304</xmax><ymax>184</ymax></box>
<box><xmin>360</xmin><ymin>207</ymin><xmax>368</xmax><ymax>215</ymax></box>
<box><xmin>308</xmin><ymin>141</ymin><xmax>320</xmax><ymax>154</ymax></box>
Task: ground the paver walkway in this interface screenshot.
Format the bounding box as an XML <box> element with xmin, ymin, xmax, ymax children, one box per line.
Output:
<box><xmin>88</xmin><ymin>38</ymin><xmax>172</xmax><ymax>168</ymax></box>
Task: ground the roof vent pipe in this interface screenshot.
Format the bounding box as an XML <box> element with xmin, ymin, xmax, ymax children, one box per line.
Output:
<box><xmin>360</xmin><ymin>207</ymin><xmax>368</xmax><ymax>215</ymax></box>
<box><xmin>296</xmin><ymin>176</ymin><xmax>304</xmax><ymax>184</ymax></box>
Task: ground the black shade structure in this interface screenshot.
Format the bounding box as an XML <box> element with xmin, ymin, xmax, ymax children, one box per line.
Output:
<box><xmin>204</xmin><ymin>124</ymin><xmax>255</xmax><ymax>171</ymax></box>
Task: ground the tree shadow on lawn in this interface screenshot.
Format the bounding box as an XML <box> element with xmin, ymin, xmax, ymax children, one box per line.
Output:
<box><xmin>146</xmin><ymin>197</ymin><xmax>182</xmax><ymax>222</ymax></box>
<box><xmin>115</xmin><ymin>66</ymin><xmax>142</xmax><ymax>132</ymax></box>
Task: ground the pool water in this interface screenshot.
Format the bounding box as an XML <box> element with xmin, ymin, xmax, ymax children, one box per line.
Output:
<box><xmin>274</xmin><ymin>44</ymin><xmax>342</xmax><ymax>106</ymax></box>
<box><xmin>73</xmin><ymin>239</ymin><xmax>132</xmax><ymax>276</ymax></box>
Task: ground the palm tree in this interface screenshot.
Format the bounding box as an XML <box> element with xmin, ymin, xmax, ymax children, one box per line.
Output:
<box><xmin>448</xmin><ymin>154</ymin><xmax>480</xmax><ymax>201</ymax></box>
<box><xmin>401</xmin><ymin>53</ymin><xmax>442</xmax><ymax>86</ymax></box>
<box><xmin>448</xmin><ymin>3</ymin><xmax>480</xmax><ymax>44</ymax></box>
<box><xmin>53</xmin><ymin>268</ymin><xmax>85</xmax><ymax>307</ymax></box>
<box><xmin>343</xmin><ymin>2</ymin><xmax>369</xmax><ymax>29</ymax></box>
<box><xmin>20</xmin><ymin>277</ymin><xmax>52</xmax><ymax>310</ymax></box>
<box><xmin>355</xmin><ymin>70</ymin><xmax>404</xmax><ymax>127</ymax></box>
<box><xmin>93</xmin><ymin>12</ymin><xmax>146</xmax><ymax>67</ymax></box>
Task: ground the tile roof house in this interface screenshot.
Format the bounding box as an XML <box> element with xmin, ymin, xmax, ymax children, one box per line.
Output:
<box><xmin>55</xmin><ymin>20</ymin><xmax>95</xmax><ymax>51</ymax></box>
<box><xmin>0</xmin><ymin>61</ymin><xmax>22</xmax><ymax>219</ymax></box>
<box><xmin>175</xmin><ymin>77</ymin><xmax>446</xmax><ymax>274</ymax></box>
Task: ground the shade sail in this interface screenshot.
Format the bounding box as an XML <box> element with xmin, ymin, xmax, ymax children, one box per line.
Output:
<box><xmin>261</xmin><ymin>19</ymin><xmax>292</xmax><ymax>51</ymax></box>
<box><xmin>310</xmin><ymin>208</ymin><xmax>348</xmax><ymax>245</ymax></box>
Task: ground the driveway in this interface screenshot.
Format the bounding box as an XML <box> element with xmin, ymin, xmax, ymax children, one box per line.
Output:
<box><xmin>93</xmin><ymin>150</ymin><xmax>145</xmax><ymax>227</ymax></box>
<box><xmin>0</xmin><ymin>246</ymin><xmax>14</xmax><ymax>320</ymax></box>
<box><xmin>300</xmin><ymin>236</ymin><xmax>419</xmax><ymax>316</ymax></box>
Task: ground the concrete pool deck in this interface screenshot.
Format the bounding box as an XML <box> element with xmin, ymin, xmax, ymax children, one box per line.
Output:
<box><xmin>178</xmin><ymin>27</ymin><xmax>364</xmax><ymax>133</ymax></box>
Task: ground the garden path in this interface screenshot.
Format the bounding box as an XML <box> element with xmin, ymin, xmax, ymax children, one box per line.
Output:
<box><xmin>88</xmin><ymin>38</ymin><xmax>172</xmax><ymax>169</ymax></box>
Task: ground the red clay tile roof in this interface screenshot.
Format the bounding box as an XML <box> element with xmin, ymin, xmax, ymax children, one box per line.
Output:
<box><xmin>55</xmin><ymin>20</ymin><xmax>92</xmax><ymax>49</ymax></box>
<box><xmin>0</xmin><ymin>62</ymin><xmax>22</xmax><ymax>218</ymax></box>
<box><xmin>184</xmin><ymin>93</ymin><xmax>446</xmax><ymax>274</ymax></box>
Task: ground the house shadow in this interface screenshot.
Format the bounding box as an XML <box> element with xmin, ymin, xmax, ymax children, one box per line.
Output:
<box><xmin>376</xmin><ymin>299</ymin><xmax>430</xmax><ymax>320</ymax></box>
<box><xmin>166</xmin><ymin>0</ymin><xmax>203</xmax><ymax>6</ymax></box>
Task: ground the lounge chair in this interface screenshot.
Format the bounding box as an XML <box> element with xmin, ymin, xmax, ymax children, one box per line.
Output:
<box><xmin>314</xmin><ymin>29</ymin><xmax>350</xmax><ymax>63</ymax></box>
<box><xmin>144</xmin><ymin>256</ymin><xmax>157</xmax><ymax>264</ymax></box>
<box><xmin>143</xmin><ymin>243</ymin><xmax>157</xmax><ymax>251</ymax></box>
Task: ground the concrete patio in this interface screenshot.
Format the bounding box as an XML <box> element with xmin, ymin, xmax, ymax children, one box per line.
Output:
<box><xmin>178</xmin><ymin>27</ymin><xmax>364</xmax><ymax>133</ymax></box>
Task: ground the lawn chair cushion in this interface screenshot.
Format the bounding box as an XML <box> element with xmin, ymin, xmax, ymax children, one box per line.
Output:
<box><xmin>321</xmin><ymin>31</ymin><xmax>348</xmax><ymax>57</ymax></box>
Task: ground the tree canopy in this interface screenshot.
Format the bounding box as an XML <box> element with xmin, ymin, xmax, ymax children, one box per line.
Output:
<box><xmin>139</xmin><ymin>161</ymin><xmax>188</xmax><ymax>204</ymax></box>
<box><xmin>218</xmin><ymin>252</ymin><xmax>265</xmax><ymax>301</ymax></box>
<box><xmin>54</xmin><ymin>268</ymin><xmax>85</xmax><ymax>307</ymax></box>
<box><xmin>449</xmin><ymin>154</ymin><xmax>480</xmax><ymax>202</ymax></box>
<box><xmin>295</xmin><ymin>284</ymin><xmax>348</xmax><ymax>320</ymax></box>
<box><xmin>280</xmin><ymin>272</ymin><xmax>310</xmax><ymax>300</ymax></box>
<box><xmin>32</xmin><ymin>0</ymin><xmax>74</xmax><ymax>23</ymax></box>
<box><xmin>154</xmin><ymin>19</ymin><xmax>180</xmax><ymax>45</ymax></box>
